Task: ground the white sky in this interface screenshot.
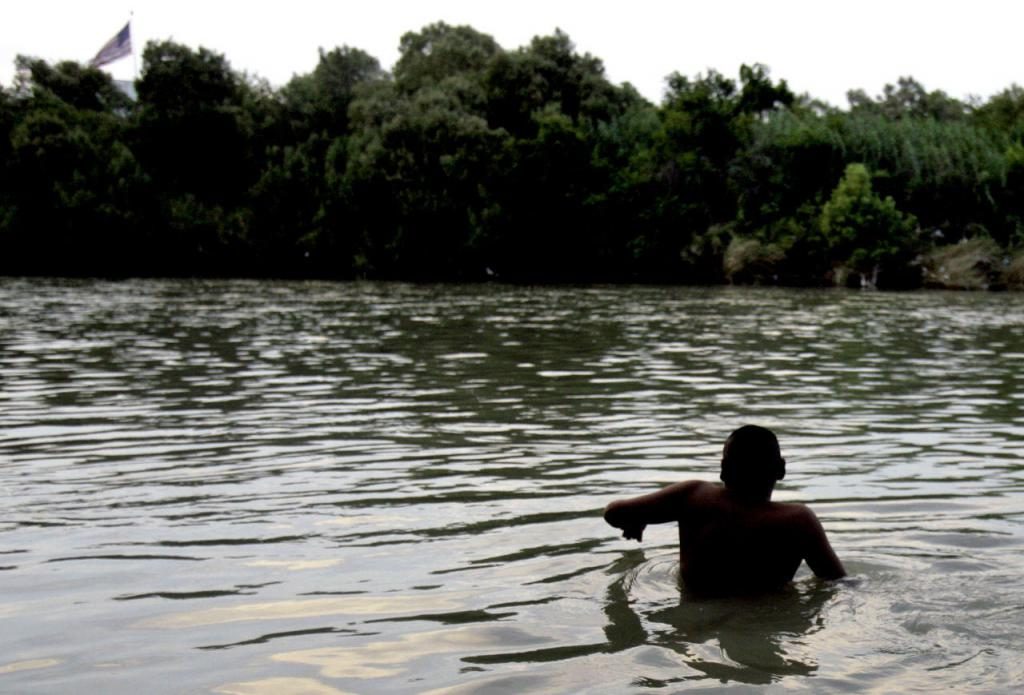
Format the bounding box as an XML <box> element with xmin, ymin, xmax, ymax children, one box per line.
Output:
<box><xmin>2</xmin><ymin>1</ymin><xmax>1022</xmax><ymax>107</ymax></box>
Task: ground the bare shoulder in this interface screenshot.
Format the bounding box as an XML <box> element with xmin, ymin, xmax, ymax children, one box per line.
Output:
<box><xmin>683</xmin><ymin>480</ymin><xmax>725</xmax><ymax>503</ymax></box>
<box><xmin>641</xmin><ymin>479</ymin><xmax>713</xmax><ymax>505</ymax></box>
<box><xmin>770</xmin><ymin>502</ymin><xmax>824</xmax><ymax>529</ymax></box>
<box><xmin>774</xmin><ymin>501</ymin><xmax>813</xmax><ymax>516</ymax></box>
<box><xmin>681</xmin><ymin>479</ymin><xmax>718</xmax><ymax>497</ymax></box>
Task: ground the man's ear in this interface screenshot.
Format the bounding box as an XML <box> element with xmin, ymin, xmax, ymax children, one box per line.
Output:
<box><xmin>777</xmin><ymin>457</ymin><xmax>786</xmax><ymax>480</ymax></box>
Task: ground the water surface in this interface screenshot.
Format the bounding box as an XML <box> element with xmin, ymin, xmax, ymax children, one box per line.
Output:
<box><xmin>1</xmin><ymin>279</ymin><xmax>1022</xmax><ymax>692</ymax></box>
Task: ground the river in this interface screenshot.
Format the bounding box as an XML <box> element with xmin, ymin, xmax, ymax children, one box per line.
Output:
<box><xmin>1</xmin><ymin>279</ymin><xmax>1022</xmax><ymax>693</ymax></box>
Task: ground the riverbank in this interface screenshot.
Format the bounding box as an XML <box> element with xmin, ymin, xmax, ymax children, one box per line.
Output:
<box><xmin>6</xmin><ymin>237</ymin><xmax>1024</xmax><ymax>291</ymax></box>
<box><xmin>5</xmin><ymin>26</ymin><xmax>1024</xmax><ymax>291</ymax></box>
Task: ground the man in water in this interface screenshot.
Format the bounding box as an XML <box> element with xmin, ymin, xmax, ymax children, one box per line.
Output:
<box><xmin>604</xmin><ymin>425</ymin><xmax>845</xmax><ymax>594</ymax></box>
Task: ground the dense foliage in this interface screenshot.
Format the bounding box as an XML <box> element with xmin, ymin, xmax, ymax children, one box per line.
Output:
<box><xmin>3</xmin><ymin>23</ymin><xmax>1024</xmax><ymax>287</ymax></box>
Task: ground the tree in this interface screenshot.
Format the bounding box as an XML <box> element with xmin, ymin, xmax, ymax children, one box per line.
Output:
<box><xmin>635</xmin><ymin>64</ymin><xmax>794</xmax><ymax>281</ymax></box>
<box><xmin>477</xmin><ymin>30</ymin><xmax>646</xmax><ymax>280</ymax></box>
<box><xmin>6</xmin><ymin>25</ymin><xmax>1024</xmax><ymax>285</ymax></box>
<box><xmin>14</xmin><ymin>56</ymin><xmax>133</xmax><ymax>113</ymax></box>
<box><xmin>997</xmin><ymin>142</ymin><xmax>1024</xmax><ymax>246</ymax></box>
<box><xmin>246</xmin><ymin>46</ymin><xmax>388</xmax><ymax>276</ymax></box>
<box><xmin>737</xmin><ymin>109</ymin><xmax>845</xmax><ymax>238</ymax></box>
<box><xmin>133</xmin><ymin>41</ymin><xmax>260</xmax><ymax>271</ymax></box>
<box><xmin>0</xmin><ymin>85</ymin><xmax>17</xmax><ymax>233</ymax></box>
<box><xmin>0</xmin><ymin>57</ymin><xmax>145</xmax><ymax>275</ymax></box>
<box><xmin>344</xmin><ymin>78</ymin><xmax>509</xmax><ymax>279</ymax></box>
<box><xmin>847</xmin><ymin>77</ymin><xmax>967</xmax><ymax>121</ymax></box>
<box><xmin>737</xmin><ymin>63</ymin><xmax>795</xmax><ymax>115</ymax></box>
<box><xmin>836</xmin><ymin>113</ymin><xmax>1005</xmax><ymax>237</ymax></box>
<box><xmin>394</xmin><ymin>22</ymin><xmax>499</xmax><ymax>100</ymax></box>
<box><xmin>281</xmin><ymin>46</ymin><xmax>386</xmax><ymax>140</ymax></box>
<box><xmin>972</xmin><ymin>84</ymin><xmax>1024</xmax><ymax>139</ymax></box>
<box><xmin>134</xmin><ymin>41</ymin><xmax>255</xmax><ymax>204</ymax></box>
<box><xmin>819</xmin><ymin>163</ymin><xmax>919</xmax><ymax>287</ymax></box>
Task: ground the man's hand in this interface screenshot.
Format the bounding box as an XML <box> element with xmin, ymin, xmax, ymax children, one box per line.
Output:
<box><xmin>622</xmin><ymin>524</ymin><xmax>645</xmax><ymax>542</ymax></box>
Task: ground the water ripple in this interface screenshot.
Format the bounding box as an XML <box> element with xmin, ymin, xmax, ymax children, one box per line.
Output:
<box><xmin>1</xmin><ymin>280</ymin><xmax>1023</xmax><ymax>692</ymax></box>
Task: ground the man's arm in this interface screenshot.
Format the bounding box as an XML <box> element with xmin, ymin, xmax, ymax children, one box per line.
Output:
<box><xmin>799</xmin><ymin>506</ymin><xmax>846</xmax><ymax>579</ymax></box>
<box><xmin>603</xmin><ymin>480</ymin><xmax>702</xmax><ymax>542</ymax></box>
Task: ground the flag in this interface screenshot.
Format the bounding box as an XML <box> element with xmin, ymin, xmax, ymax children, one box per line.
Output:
<box><xmin>90</xmin><ymin>22</ymin><xmax>131</xmax><ymax>68</ymax></box>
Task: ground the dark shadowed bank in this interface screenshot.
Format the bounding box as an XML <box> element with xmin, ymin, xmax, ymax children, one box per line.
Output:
<box><xmin>3</xmin><ymin>23</ymin><xmax>1024</xmax><ymax>289</ymax></box>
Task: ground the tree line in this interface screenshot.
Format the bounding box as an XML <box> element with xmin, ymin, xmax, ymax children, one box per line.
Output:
<box><xmin>3</xmin><ymin>23</ymin><xmax>1024</xmax><ymax>288</ymax></box>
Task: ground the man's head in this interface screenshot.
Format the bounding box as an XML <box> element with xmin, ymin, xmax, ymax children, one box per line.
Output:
<box><xmin>720</xmin><ymin>425</ymin><xmax>786</xmax><ymax>498</ymax></box>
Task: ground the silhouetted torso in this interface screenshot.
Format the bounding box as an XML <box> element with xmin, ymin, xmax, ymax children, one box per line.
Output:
<box><xmin>677</xmin><ymin>483</ymin><xmax>808</xmax><ymax>594</ymax></box>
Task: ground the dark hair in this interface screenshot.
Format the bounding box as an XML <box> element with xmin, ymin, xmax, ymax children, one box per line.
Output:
<box><xmin>720</xmin><ymin>425</ymin><xmax>785</xmax><ymax>495</ymax></box>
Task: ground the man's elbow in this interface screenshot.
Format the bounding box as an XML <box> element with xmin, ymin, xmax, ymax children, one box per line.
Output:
<box><xmin>809</xmin><ymin>555</ymin><xmax>846</xmax><ymax>581</ymax></box>
<box><xmin>603</xmin><ymin>500</ymin><xmax>625</xmax><ymax>528</ymax></box>
<box><xmin>815</xmin><ymin>565</ymin><xmax>846</xmax><ymax>581</ymax></box>
<box><xmin>826</xmin><ymin>561</ymin><xmax>847</xmax><ymax>580</ymax></box>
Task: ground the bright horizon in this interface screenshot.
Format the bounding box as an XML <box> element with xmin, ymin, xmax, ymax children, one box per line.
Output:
<box><xmin>3</xmin><ymin>1</ymin><xmax>1022</xmax><ymax>107</ymax></box>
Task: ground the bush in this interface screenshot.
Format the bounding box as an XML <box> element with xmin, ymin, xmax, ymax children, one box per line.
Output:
<box><xmin>723</xmin><ymin>236</ymin><xmax>786</xmax><ymax>284</ymax></box>
<box><xmin>819</xmin><ymin>163</ymin><xmax>920</xmax><ymax>287</ymax></box>
<box><xmin>922</xmin><ymin>236</ymin><xmax>1005</xmax><ymax>290</ymax></box>
<box><xmin>1004</xmin><ymin>250</ymin><xmax>1024</xmax><ymax>289</ymax></box>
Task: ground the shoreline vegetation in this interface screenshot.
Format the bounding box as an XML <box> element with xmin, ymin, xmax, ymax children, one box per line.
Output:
<box><xmin>3</xmin><ymin>23</ymin><xmax>1024</xmax><ymax>290</ymax></box>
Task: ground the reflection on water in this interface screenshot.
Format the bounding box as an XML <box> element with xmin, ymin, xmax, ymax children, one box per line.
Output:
<box><xmin>601</xmin><ymin>550</ymin><xmax>837</xmax><ymax>687</ymax></box>
<box><xmin>142</xmin><ymin>594</ymin><xmax>470</xmax><ymax>629</ymax></box>
<box><xmin>1</xmin><ymin>279</ymin><xmax>1023</xmax><ymax>693</ymax></box>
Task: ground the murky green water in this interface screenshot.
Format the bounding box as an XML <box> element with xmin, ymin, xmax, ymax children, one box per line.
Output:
<box><xmin>1</xmin><ymin>279</ymin><xmax>1022</xmax><ymax>693</ymax></box>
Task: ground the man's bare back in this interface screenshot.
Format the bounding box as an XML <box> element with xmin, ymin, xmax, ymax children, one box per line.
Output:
<box><xmin>604</xmin><ymin>427</ymin><xmax>845</xmax><ymax>595</ymax></box>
